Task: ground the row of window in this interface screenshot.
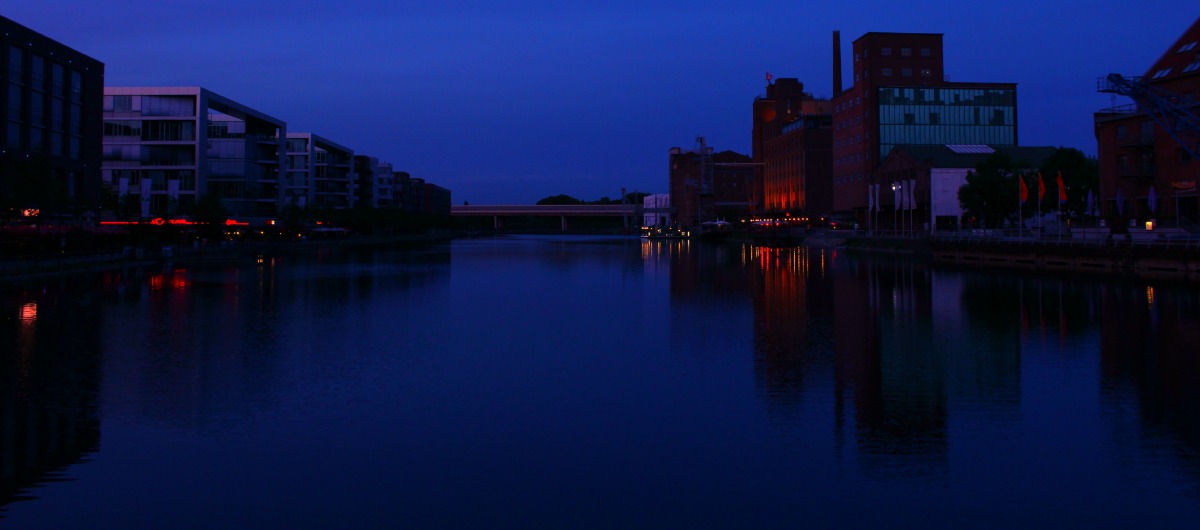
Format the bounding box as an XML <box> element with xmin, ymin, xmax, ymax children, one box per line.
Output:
<box><xmin>6</xmin><ymin>45</ymin><xmax>84</xmax><ymax>102</ymax></box>
<box><xmin>103</xmin><ymin>119</ymin><xmax>196</xmax><ymax>141</ymax></box>
<box><xmin>834</xmin><ymin>96</ymin><xmax>861</xmax><ymax>113</ymax></box>
<box><xmin>881</xmin><ymin>67</ymin><xmax>932</xmax><ymax>78</ymax></box>
<box><xmin>8</xmin><ymin>81</ymin><xmax>84</xmax><ymax>133</ymax></box>
<box><xmin>106</xmin><ymin>169</ymin><xmax>196</xmax><ymax>189</ymax></box>
<box><xmin>877</xmin><ymin>87</ymin><xmax>1015</xmax><ymax>107</ymax></box>
<box><xmin>835</xmin><ymin>134</ymin><xmax>864</xmax><ymax>148</ymax></box>
<box><xmin>104</xmin><ymin>94</ymin><xmax>198</xmax><ymax>116</ymax></box>
<box><xmin>855</xmin><ymin>46</ymin><xmax>934</xmax><ymax>61</ymax></box>
<box><xmin>1115</xmin><ymin>149</ymin><xmax>1193</xmax><ymax>169</ymax></box>
<box><xmin>836</xmin><ymin>115</ymin><xmax>863</xmax><ymax>130</ymax></box>
<box><xmin>836</xmin><ymin>154</ymin><xmax>865</xmax><ymax>167</ymax></box>
<box><xmin>5</xmin><ymin>119</ymin><xmax>81</xmax><ymax>156</ymax></box>
<box><xmin>878</xmin><ymin>105</ymin><xmax>1013</xmax><ymax>127</ymax></box>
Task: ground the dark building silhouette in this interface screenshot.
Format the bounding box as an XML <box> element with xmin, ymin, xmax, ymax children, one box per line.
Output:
<box><xmin>668</xmin><ymin>143</ymin><xmax>754</xmax><ymax>228</ymax></box>
<box><xmin>753</xmin><ymin>78</ymin><xmax>834</xmax><ymax>217</ymax></box>
<box><xmin>0</xmin><ymin>15</ymin><xmax>104</xmax><ymax>215</ymax></box>
<box><xmin>1</xmin><ymin>285</ymin><xmax>103</xmax><ymax>511</ymax></box>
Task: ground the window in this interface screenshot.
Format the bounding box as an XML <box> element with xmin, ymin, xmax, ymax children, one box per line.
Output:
<box><xmin>929</xmin><ymin>112</ymin><xmax>940</xmax><ymax>125</ymax></box>
<box><xmin>1184</xmin><ymin>61</ymin><xmax>1200</xmax><ymax>73</ymax></box>
<box><xmin>920</xmin><ymin>47</ymin><xmax>932</xmax><ymax>57</ymax></box>
<box><xmin>881</xmin><ymin>47</ymin><xmax>892</xmax><ymax>56</ymax></box>
<box><xmin>6</xmin><ymin>121</ymin><xmax>20</xmax><ymax>148</ymax></box>
<box><xmin>110</xmin><ymin>95</ymin><xmax>133</xmax><ymax>112</ymax></box>
<box><xmin>1116</xmin><ymin>124</ymin><xmax>1127</xmax><ymax>139</ymax></box>
<box><xmin>8</xmin><ymin>46</ymin><xmax>23</xmax><ymax>81</ymax></box>
<box><xmin>1178</xmin><ymin>42</ymin><xmax>1197</xmax><ymax>52</ymax></box>
<box><xmin>30</xmin><ymin>55</ymin><xmax>44</xmax><ymax>89</ymax></box>
<box><xmin>70</xmin><ymin>72</ymin><xmax>82</xmax><ymax>102</ymax></box>
<box><xmin>1117</xmin><ymin>155</ymin><xmax>1128</xmax><ymax>168</ymax></box>
<box><xmin>902</xmin><ymin>68</ymin><xmax>913</xmax><ymax>77</ymax></box>
<box><xmin>901</xmin><ymin>47</ymin><xmax>912</xmax><ymax>57</ymax></box>
<box><xmin>6</xmin><ymin>87</ymin><xmax>20</xmax><ymax>116</ymax></box>
<box><xmin>1151</xmin><ymin>68</ymin><xmax>1172</xmax><ymax>79</ymax></box>
<box><xmin>882</xmin><ymin>67</ymin><xmax>892</xmax><ymax>76</ymax></box>
<box><xmin>51</xmin><ymin>63</ymin><xmax>64</xmax><ymax>95</ymax></box>
<box><xmin>1180</xmin><ymin>148</ymin><xmax>1193</xmax><ymax>164</ymax></box>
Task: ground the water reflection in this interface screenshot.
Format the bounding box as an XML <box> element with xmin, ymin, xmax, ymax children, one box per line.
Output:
<box><xmin>3</xmin><ymin>238</ymin><xmax>1199</xmax><ymax>527</ymax></box>
<box><xmin>1099</xmin><ymin>282</ymin><xmax>1200</xmax><ymax>494</ymax></box>
<box><xmin>1</xmin><ymin>281</ymin><xmax>103</xmax><ymax>513</ymax></box>
<box><xmin>658</xmin><ymin>240</ymin><xmax>1200</xmax><ymax>494</ymax></box>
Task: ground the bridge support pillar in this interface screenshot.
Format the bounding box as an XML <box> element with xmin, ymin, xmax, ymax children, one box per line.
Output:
<box><xmin>493</xmin><ymin>215</ymin><xmax>501</xmax><ymax>230</ymax></box>
<box><xmin>561</xmin><ymin>216</ymin><xmax>568</xmax><ymax>232</ymax></box>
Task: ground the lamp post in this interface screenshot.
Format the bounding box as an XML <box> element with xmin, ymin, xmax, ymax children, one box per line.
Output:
<box><xmin>891</xmin><ymin>181</ymin><xmax>901</xmax><ymax>234</ymax></box>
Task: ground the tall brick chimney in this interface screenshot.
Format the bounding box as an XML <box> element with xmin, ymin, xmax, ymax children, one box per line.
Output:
<box><xmin>833</xmin><ymin>30</ymin><xmax>842</xmax><ymax>97</ymax></box>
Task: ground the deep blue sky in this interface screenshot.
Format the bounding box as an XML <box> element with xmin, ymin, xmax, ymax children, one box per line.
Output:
<box><xmin>7</xmin><ymin>1</ymin><xmax>1197</xmax><ymax>204</ymax></box>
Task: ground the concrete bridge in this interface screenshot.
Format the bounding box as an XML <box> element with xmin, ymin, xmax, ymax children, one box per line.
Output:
<box><xmin>451</xmin><ymin>204</ymin><xmax>671</xmax><ymax>230</ymax></box>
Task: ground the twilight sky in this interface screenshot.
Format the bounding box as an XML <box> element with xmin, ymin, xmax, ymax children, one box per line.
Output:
<box><xmin>6</xmin><ymin>1</ymin><xmax>1197</xmax><ymax>204</ymax></box>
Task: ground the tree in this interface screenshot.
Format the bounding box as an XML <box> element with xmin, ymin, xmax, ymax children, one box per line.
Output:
<box><xmin>958</xmin><ymin>152</ymin><xmax>1022</xmax><ymax>228</ymax></box>
<box><xmin>1038</xmin><ymin>148</ymin><xmax>1099</xmax><ymax>217</ymax></box>
<box><xmin>536</xmin><ymin>194</ymin><xmax>582</xmax><ymax>205</ymax></box>
<box><xmin>193</xmin><ymin>193</ymin><xmax>228</xmax><ymax>240</ymax></box>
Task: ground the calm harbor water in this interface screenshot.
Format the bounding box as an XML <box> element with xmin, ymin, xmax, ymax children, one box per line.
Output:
<box><xmin>2</xmin><ymin>235</ymin><xmax>1199</xmax><ymax>529</ymax></box>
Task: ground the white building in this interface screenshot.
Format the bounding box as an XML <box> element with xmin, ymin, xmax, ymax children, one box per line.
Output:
<box><xmin>643</xmin><ymin>193</ymin><xmax>671</xmax><ymax>227</ymax></box>
<box><xmin>284</xmin><ymin>133</ymin><xmax>355</xmax><ymax>210</ymax></box>
<box><xmin>101</xmin><ymin>87</ymin><xmax>286</xmax><ymax>223</ymax></box>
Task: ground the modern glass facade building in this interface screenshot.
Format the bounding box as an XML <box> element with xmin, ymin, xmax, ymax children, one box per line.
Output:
<box><xmin>284</xmin><ymin>133</ymin><xmax>355</xmax><ymax>210</ymax></box>
<box><xmin>101</xmin><ymin>87</ymin><xmax>286</xmax><ymax>222</ymax></box>
<box><xmin>877</xmin><ymin>87</ymin><xmax>1016</xmax><ymax>158</ymax></box>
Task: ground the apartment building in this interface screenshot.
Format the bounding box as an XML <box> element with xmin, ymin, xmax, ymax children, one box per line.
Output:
<box><xmin>101</xmin><ymin>87</ymin><xmax>285</xmax><ymax>222</ymax></box>
<box><xmin>284</xmin><ymin>133</ymin><xmax>354</xmax><ymax>210</ymax></box>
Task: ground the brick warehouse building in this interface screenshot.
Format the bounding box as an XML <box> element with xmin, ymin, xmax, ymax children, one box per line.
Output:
<box><xmin>668</xmin><ymin>142</ymin><xmax>754</xmax><ymax>229</ymax></box>
<box><xmin>831</xmin><ymin>31</ymin><xmax>1017</xmax><ymax>223</ymax></box>
<box><xmin>753</xmin><ymin>77</ymin><xmax>833</xmax><ymax>218</ymax></box>
<box><xmin>1</xmin><ymin>15</ymin><xmax>104</xmax><ymax>215</ymax></box>
<box><xmin>1094</xmin><ymin>16</ymin><xmax>1200</xmax><ymax>224</ymax></box>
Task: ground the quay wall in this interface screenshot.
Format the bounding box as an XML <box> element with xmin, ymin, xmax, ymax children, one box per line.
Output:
<box><xmin>927</xmin><ymin>239</ymin><xmax>1200</xmax><ymax>281</ymax></box>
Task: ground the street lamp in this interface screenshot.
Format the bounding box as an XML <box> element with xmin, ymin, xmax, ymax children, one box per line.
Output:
<box><xmin>891</xmin><ymin>181</ymin><xmax>901</xmax><ymax>233</ymax></box>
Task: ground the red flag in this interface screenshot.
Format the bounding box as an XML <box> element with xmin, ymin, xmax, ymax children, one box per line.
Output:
<box><xmin>1056</xmin><ymin>171</ymin><xmax>1066</xmax><ymax>203</ymax></box>
<box><xmin>1038</xmin><ymin>172</ymin><xmax>1046</xmax><ymax>201</ymax></box>
<box><xmin>766</xmin><ymin>71</ymin><xmax>773</xmax><ymax>83</ymax></box>
<box><xmin>1020</xmin><ymin>176</ymin><xmax>1029</xmax><ymax>202</ymax></box>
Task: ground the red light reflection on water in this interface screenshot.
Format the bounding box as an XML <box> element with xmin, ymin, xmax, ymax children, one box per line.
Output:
<box><xmin>20</xmin><ymin>302</ymin><xmax>37</xmax><ymax>324</ymax></box>
<box><xmin>149</xmin><ymin>270</ymin><xmax>191</xmax><ymax>291</ymax></box>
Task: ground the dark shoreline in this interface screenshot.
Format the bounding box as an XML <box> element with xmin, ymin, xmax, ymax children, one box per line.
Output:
<box><xmin>6</xmin><ymin>230</ymin><xmax>1199</xmax><ymax>284</ymax></box>
<box><xmin>0</xmin><ymin>232</ymin><xmax>455</xmax><ymax>284</ymax></box>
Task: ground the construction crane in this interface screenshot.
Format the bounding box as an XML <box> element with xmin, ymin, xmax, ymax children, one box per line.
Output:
<box><xmin>1098</xmin><ymin>73</ymin><xmax>1200</xmax><ymax>160</ymax></box>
